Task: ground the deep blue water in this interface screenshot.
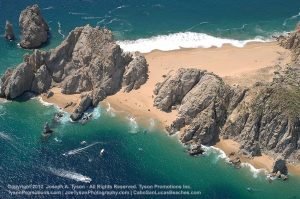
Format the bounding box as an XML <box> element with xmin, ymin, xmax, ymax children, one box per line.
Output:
<box><xmin>1</xmin><ymin>1</ymin><xmax>300</xmax><ymax>198</ymax></box>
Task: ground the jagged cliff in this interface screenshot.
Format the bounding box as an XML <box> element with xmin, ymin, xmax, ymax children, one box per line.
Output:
<box><xmin>0</xmin><ymin>25</ymin><xmax>148</xmax><ymax>120</ymax></box>
<box><xmin>154</xmin><ymin>29</ymin><xmax>300</xmax><ymax>164</ymax></box>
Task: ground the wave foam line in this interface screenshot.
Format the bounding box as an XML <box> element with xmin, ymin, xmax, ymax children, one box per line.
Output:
<box><xmin>48</xmin><ymin>167</ymin><xmax>92</xmax><ymax>183</ymax></box>
<box><xmin>283</xmin><ymin>11</ymin><xmax>300</xmax><ymax>26</ymax></box>
<box><xmin>241</xmin><ymin>163</ymin><xmax>267</xmax><ymax>178</ymax></box>
<box><xmin>117</xmin><ymin>32</ymin><xmax>269</xmax><ymax>53</ymax></box>
<box><xmin>128</xmin><ymin>116</ymin><xmax>138</xmax><ymax>134</ymax></box>
<box><xmin>57</xmin><ymin>22</ymin><xmax>65</xmax><ymax>39</ymax></box>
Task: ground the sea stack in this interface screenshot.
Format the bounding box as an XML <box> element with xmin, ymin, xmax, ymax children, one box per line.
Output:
<box><xmin>19</xmin><ymin>4</ymin><xmax>49</xmax><ymax>49</ymax></box>
<box><xmin>4</xmin><ymin>20</ymin><xmax>15</xmax><ymax>40</ymax></box>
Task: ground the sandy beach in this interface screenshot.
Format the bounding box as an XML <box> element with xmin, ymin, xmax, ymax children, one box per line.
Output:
<box><xmin>41</xmin><ymin>41</ymin><xmax>300</xmax><ymax>175</ymax></box>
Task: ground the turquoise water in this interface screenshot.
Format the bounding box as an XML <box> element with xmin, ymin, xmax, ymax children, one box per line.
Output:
<box><xmin>1</xmin><ymin>0</ymin><xmax>300</xmax><ymax>198</ymax></box>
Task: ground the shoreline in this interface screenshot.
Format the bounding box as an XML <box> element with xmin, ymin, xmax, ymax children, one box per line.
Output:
<box><xmin>39</xmin><ymin>42</ymin><xmax>300</xmax><ymax>176</ymax></box>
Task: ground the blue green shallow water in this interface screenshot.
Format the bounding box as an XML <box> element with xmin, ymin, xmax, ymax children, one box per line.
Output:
<box><xmin>1</xmin><ymin>0</ymin><xmax>300</xmax><ymax>198</ymax></box>
<box><xmin>1</xmin><ymin>99</ymin><xmax>300</xmax><ymax>199</ymax></box>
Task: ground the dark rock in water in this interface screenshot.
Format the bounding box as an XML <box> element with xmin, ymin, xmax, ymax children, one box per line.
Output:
<box><xmin>0</xmin><ymin>25</ymin><xmax>148</xmax><ymax>120</ymax></box>
<box><xmin>53</xmin><ymin>112</ymin><xmax>64</xmax><ymax>122</ymax></box>
<box><xmin>228</xmin><ymin>152</ymin><xmax>241</xmax><ymax>169</ymax></box>
<box><xmin>80</xmin><ymin>112</ymin><xmax>93</xmax><ymax>125</ymax></box>
<box><xmin>42</xmin><ymin>122</ymin><xmax>53</xmax><ymax>136</ymax></box>
<box><xmin>272</xmin><ymin>157</ymin><xmax>288</xmax><ymax>175</ymax></box>
<box><xmin>5</xmin><ymin>20</ymin><xmax>15</xmax><ymax>41</ymax></box>
<box><xmin>19</xmin><ymin>4</ymin><xmax>49</xmax><ymax>49</ymax></box>
<box><xmin>188</xmin><ymin>144</ymin><xmax>205</xmax><ymax>156</ymax></box>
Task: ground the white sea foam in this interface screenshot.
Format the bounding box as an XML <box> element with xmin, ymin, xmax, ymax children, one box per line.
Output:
<box><xmin>127</xmin><ymin>116</ymin><xmax>138</xmax><ymax>134</ymax></box>
<box><xmin>241</xmin><ymin>163</ymin><xmax>267</xmax><ymax>178</ymax></box>
<box><xmin>108</xmin><ymin>5</ymin><xmax>129</xmax><ymax>14</ymax></box>
<box><xmin>117</xmin><ymin>32</ymin><xmax>270</xmax><ymax>53</ymax></box>
<box><xmin>37</xmin><ymin>97</ymin><xmax>54</xmax><ymax>107</ymax></box>
<box><xmin>63</xmin><ymin>142</ymin><xmax>101</xmax><ymax>156</ymax></box>
<box><xmin>48</xmin><ymin>167</ymin><xmax>92</xmax><ymax>183</ymax></box>
<box><xmin>57</xmin><ymin>21</ymin><xmax>65</xmax><ymax>39</ymax></box>
<box><xmin>205</xmin><ymin>146</ymin><xmax>229</xmax><ymax>164</ymax></box>
<box><xmin>283</xmin><ymin>11</ymin><xmax>300</xmax><ymax>26</ymax></box>
<box><xmin>105</xmin><ymin>102</ymin><xmax>116</xmax><ymax>117</ymax></box>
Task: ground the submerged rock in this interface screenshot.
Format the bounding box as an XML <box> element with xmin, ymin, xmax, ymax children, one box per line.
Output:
<box><xmin>0</xmin><ymin>25</ymin><xmax>148</xmax><ymax>120</ymax></box>
<box><xmin>19</xmin><ymin>4</ymin><xmax>49</xmax><ymax>48</ymax></box>
<box><xmin>42</xmin><ymin>122</ymin><xmax>53</xmax><ymax>136</ymax></box>
<box><xmin>188</xmin><ymin>144</ymin><xmax>205</xmax><ymax>156</ymax></box>
<box><xmin>4</xmin><ymin>20</ymin><xmax>15</xmax><ymax>41</ymax></box>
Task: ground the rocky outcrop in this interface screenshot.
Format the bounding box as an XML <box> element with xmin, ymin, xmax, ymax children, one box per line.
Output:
<box><xmin>154</xmin><ymin>65</ymin><xmax>300</xmax><ymax>163</ymax></box>
<box><xmin>42</xmin><ymin>122</ymin><xmax>53</xmax><ymax>136</ymax></box>
<box><xmin>0</xmin><ymin>25</ymin><xmax>148</xmax><ymax>120</ymax></box>
<box><xmin>19</xmin><ymin>4</ymin><xmax>49</xmax><ymax>49</ymax></box>
<box><xmin>272</xmin><ymin>157</ymin><xmax>288</xmax><ymax>175</ymax></box>
<box><xmin>123</xmin><ymin>53</ymin><xmax>148</xmax><ymax>92</ymax></box>
<box><xmin>4</xmin><ymin>20</ymin><xmax>15</xmax><ymax>40</ymax></box>
<box><xmin>277</xmin><ymin>23</ymin><xmax>300</xmax><ymax>63</ymax></box>
<box><xmin>155</xmin><ymin>68</ymin><xmax>246</xmax><ymax>145</ymax></box>
<box><xmin>70</xmin><ymin>94</ymin><xmax>93</xmax><ymax>121</ymax></box>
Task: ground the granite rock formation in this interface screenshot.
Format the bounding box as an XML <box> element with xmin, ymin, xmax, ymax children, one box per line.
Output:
<box><xmin>154</xmin><ymin>65</ymin><xmax>300</xmax><ymax>163</ymax></box>
<box><xmin>277</xmin><ymin>23</ymin><xmax>300</xmax><ymax>63</ymax></box>
<box><xmin>4</xmin><ymin>20</ymin><xmax>15</xmax><ymax>40</ymax></box>
<box><xmin>0</xmin><ymin>25</ymin><xmax>148</xmax><ymax>120</ymax></box>
<box><xmin>19</xmin><ymin>4</ymin><xmax>49</xmax><ymax>48</ymax></box>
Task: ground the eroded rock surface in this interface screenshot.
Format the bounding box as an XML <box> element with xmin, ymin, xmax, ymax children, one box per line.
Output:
<box><xmin>0</xmin><ymin>25</ymin><xmax>148</xmax><ymax>120</ymax></box>
<box><xmin>154</xmin><ymin>65</ymin><xmax>300</xmax><ymax>163</ymax></box>
<box><xmin>19</xmin><ymin>4</ymin><xmax>49</xmax><ymax>48</ymax></box>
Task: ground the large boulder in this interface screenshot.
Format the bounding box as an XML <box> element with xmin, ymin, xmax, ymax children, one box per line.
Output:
<box><xmin>272</xmin><ymin>157</ymin><xmax>288</xmax><ymax>175</ymax></box>
<box><xmin>70</xmin><ymin>94</ymin><xmax>93</xmax><ymax>121</ymax></box>
<box><xmin>19</xmin><ymin>4</ymin><xmax>49</xmax><ymax>48</ymax></box>
<box><xmin>4</xmin><ymin>20</ymin><xmax>15</xmax><ymax>41</ymax></box>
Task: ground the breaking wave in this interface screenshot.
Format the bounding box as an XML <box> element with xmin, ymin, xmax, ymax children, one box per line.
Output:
<box><xmin>57</xmin><ymin>21</ymin><xmax>65</xmax><ymax>39</ymax></box>
<box><xmin>283</xmin><ymin>11</ymin><xmax>300</xmax><ymax>26</ymax></box>
<box><xmin>241</xmin><ymin>163</ymin><xmax>267</xmax><ymax>178</ymax></box>
<box><xmin>48</xmin><ymin>167</ymin><xmax>92</xmax><ymax>183</ymax></box>
<box><xmin>127</xmin><ymin>116</ymin><xmax>138</xmax><ymax>134</ymax></box>
<box><xmin>117</xmin><ymin>32</ymin><xmax>270</xmax><ymax>53</ymax></box>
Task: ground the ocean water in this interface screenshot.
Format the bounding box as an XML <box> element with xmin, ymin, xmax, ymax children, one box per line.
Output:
<box><xmin>1</xmin><ymin>0</ymin><xmax>300</xmax><ymax>198</ymax></box>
